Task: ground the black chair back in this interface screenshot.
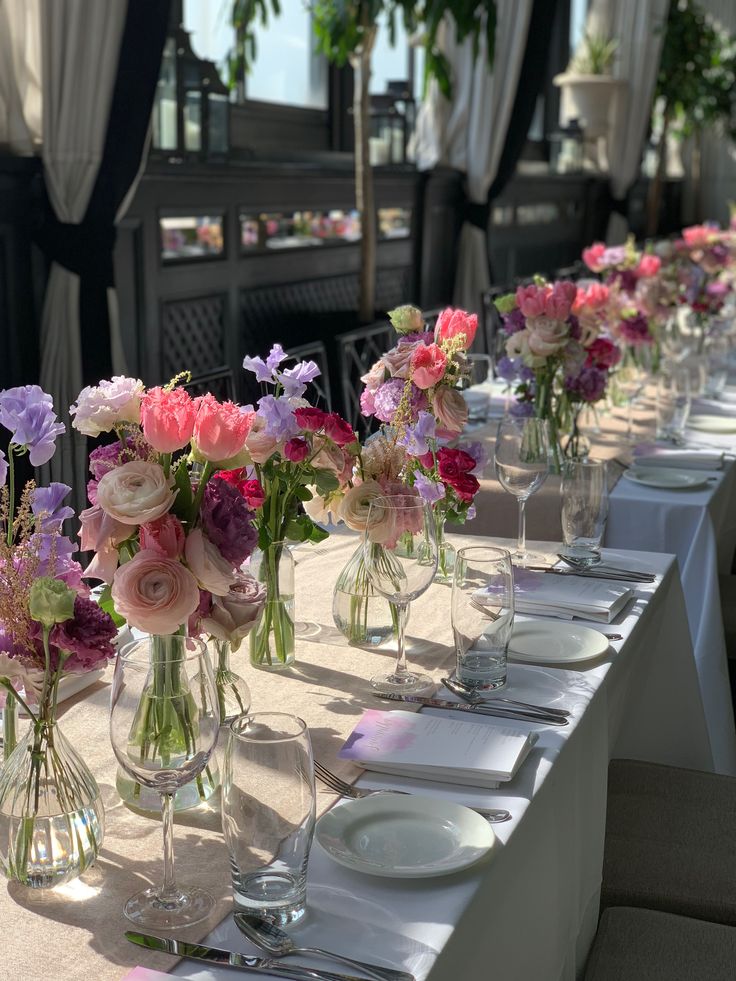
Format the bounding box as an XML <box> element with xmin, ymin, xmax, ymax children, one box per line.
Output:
<box><xmin>184</xmin><ymin>366</ymin><xmax>236</xmax><ymax>403</ymax></box>
<box><xmin>481</xmin><ymin>288</ymin><xmax>509</xmax><ymax>373</ymax></box>
<box><xmin>286</xmin><ymin>341</ymin><xmax>333</xmax><ymax>411</ymax></box>
<box><xmin>336</xmin><ymin>320</ymin><xmax>394</xmax><ymax>438</ymax></box>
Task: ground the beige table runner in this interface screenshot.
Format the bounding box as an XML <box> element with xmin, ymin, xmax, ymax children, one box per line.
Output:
<box><xmin>2</xmin><ymin>533</ymin><xmax>465</xmax><ymax>981</ymax></box>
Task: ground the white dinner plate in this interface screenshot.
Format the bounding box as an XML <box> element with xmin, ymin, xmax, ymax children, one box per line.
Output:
<box><xmin>621</xmin><ymin>467</ymin><xmax>711</xmax><ymax>490</ymax></box>
<box><xmin>316</xmin><ymin>794</ymin><xmax>495</xmax><ymax>878</ymax></box>
<box><xmin>688</xmin><ymin>415</ymin><xmax>736</xmax><ymax>434</ymax></box>
<box><xmin>508</xmin><ymin>621</ymin><xmax>610</xmax><ymax>665</ymax></box>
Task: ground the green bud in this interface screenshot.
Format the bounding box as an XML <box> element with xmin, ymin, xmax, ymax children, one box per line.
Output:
<box><xmin>29</xmin><ymin>577</ymin><xmax>75</xmax><ymax>629</ymax></box>
<box><xmin>388</xmin><ymin>304</ymin><xmax>425</xmax><ymax>335</ymax></box>
<box><xmin>494</xmin><ymin>293</ymin><xmax>518</xmax><ymax>314</ymax></box>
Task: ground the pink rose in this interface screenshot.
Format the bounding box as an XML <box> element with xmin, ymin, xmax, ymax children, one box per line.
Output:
<box><xmin>636</xmin><ymin>254</ymin><xmax>661</xmax><ymax>278</ymax></box>
<box><xmin>294</xmin><ymin>407</ymin><xmax>327</xmax><ymax>432</ymax></box>
<box><xmin>194</xmin><ymin>394</ymin><xmax>255</xmax><ymax>462</ymax></box>
<box><xmin>139</xmin><ymin>513</ymin><xmax>185</xmax><ymax>558</ymax></box>
<box><xmin>323</xmin><ymin>412</ymin><xmax>355</xmax><ymax>446</ymax></box>
<box><xmin>244</xmin><ymin>416</ymin><xmax>281</xmax><ymax>464</ymax></box>
<box><xmin>79</xmin><ymin>504</ymin><xmax>130</xmax><ymax>583</ymax></box>
<box><xmin>284</xmin><ymin>437</ymin><xmax>310</xmax><ymax>462</ymax></box>
<box><xmin>200</xmin><ymin>573</ymin><xmax>266</xmax><ymax>651</ymax></box>
<box><xmin>516</xmin><ymin>285</ymin><xmax>547</xmax><ymax>319</ymax></box>
<box><xmin>582</xmin><ymin>242</ymin><xmax>606</xmax><ymax>272</ymax></box>
<box><xmin>527</xmin><ymin>316</ymin><xmax>570</xmax><ymax>357</ymax></box>
<box><xmin>411</xmin><ymin>343</ymin><xmax>447</xmax><ymax>390</ymax></box>
<box><xmin>543</xmin><ymin>281</ymin><xmax>576</xmax><ymax>320</ymax></box>
<box><xmin>111</xmin><ymin>550</ymin><xmax>200</xmax><ymax>634</ymax></box>
<box><xmin>434</xmin><ymin>308</ymin><xmax>478</xmax><ymax>348</ymax></box>
<box><xmin>432</xmin><ymin>386</ymin><xmax>467</xmax><ymax>436</ymax></box>
<box><xmin>360</xmin><ymin>361</ymin><xmax>387</xmax><ymax>391</ymax></box>
<box><xmin>96</xmin><ymin>460</ymin><xmax>177</xmax><ymax>525</ymax></box>
<box><xmin>381</xmin><ymin>340</ymin><xmax>417</xmax><ymax>379</ymax></box>
<box><xmin>184</xmin><ymin>528</ymin><xmax>236</xmax><ymax>596</ymax></box>
<box><xmin>140</xmin><ymin>386</ymin><xmax>198</xmax><ymax>453</ymax></box>
<box><xmin>311</xmin><ymin>436</ymin><xmax>344</xmax><ymax>475</ymax></box>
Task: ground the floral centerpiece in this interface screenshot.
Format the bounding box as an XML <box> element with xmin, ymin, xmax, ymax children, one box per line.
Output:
<box><xmin>0</xmin><ymin>385</ymin><xmax>115</xmax><ymax>887</ymax></box>
<box><xmin>673</xmin><ymin>223</ymin><xmax>734</xmax><ymax>351</ymax></box>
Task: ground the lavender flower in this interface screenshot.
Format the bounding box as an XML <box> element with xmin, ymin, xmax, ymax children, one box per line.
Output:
<box><xmin>414</xmin><ymin>471</ymin><xmax>445</xmax><ymax>504</ymax></box>
<box><xmin>0</xmin><ymin>385</ymin><xmax>65</xmax><ymax>466</ymax></box>
<box><xmin>277</xmin><ymin>360</ymin><xmax>321</xmax><ymax>398</ymax></box>
<box><xmin>257</xmin><ymin>394</ymin><xmax>300</xmax><ymax>439</ymax></box>
<box><xmin>399</xmin><ymin>411</ymin><xmax>436</xmax><ymax>456</ymax></box>
<box><xmin>458</xmin><ymin>441</ymin><xmax>489</xmax><ymax>477</ymax></box>
<box><xmin>495</xmin><ymin>356</ymin><xmax>519</xmax><ymax>382</ymax></box>
<box><xmin>242</xmin><ymin>343</ymin><xmax>288</xmax><ymax>383</ymax></box>
<box><xmin>0</xmin><ymin>449</ymin><xmax>6</xmax><ymax>486</ymax></box>
<box><xmin>373</xmin><ymin>379</ymin><xmax>428</xmax><ymax>424</ymax></box>
<box><xmin>32</xmin><ymin>483</ymin><xmax>74</xmax><ymax>532</ymax></box>
<box><xmin>201</xmin><ymin>478</ymin><xmax>258</xmax><ymax>567</ymax></box>
<box><xmin>502</xmin><ymin>308</ymin><xmax>526</xmax><ymax>335</ymax></box>
<box><xmin>510</xmin><ymin>400</ymin><xmax>534</xmax><ymax>418</ymax></box>
<box><xmin>566</xmin><ymin>366</ymin><xmax>607</xmax><ymax>402</ymax></box>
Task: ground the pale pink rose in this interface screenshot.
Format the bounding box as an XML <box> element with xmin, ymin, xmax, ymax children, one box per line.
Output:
<box><xmin>527</xmin><ymin>316</ymin><xmax>570</xmax><ymax>357</ymax></box>
<box><xmin>515</xmin><ymin>285</ymin><xmax>547</xmax><ymax>318</ymax></box>
<box><xmin>382</xmin><ymin>341</ymin><xmax>417</xmax><ymax>379</ymax></box>
<box><xmin>360</xmin><ymin>360</ymin><xmax>387</xmax><ymax>391</ymax></box>
<box><xmin>200</xmin><ymin>573</ymin><xmax>266</xmax><ymax>651</ymax></box>
<box><xmin>339</xmin><ymin>479</ymin><xmax>385</xmax><ymax>532</ymax></box>
<box><xmin>140</xmin><ymin>386</ymin><xmax>198</xmax><ymax>453</ymax></box>
<box><xmin>80</xmin><ymin>504</ymin><xmax>130</xmax><ymax>583</ymax></box>
<box><xmin>139</xmin><ymin>513</ymin><xmax>185</xmax><ymax>559</ymax></box>
<box><xmin>96</xmin><ymin>460</ymin><xmax>176</xmax><ymax>525</ymax></box>
<box><xmin>311</xmin><ymin>436</ymin><xmax>344</xmax><ymax>475</ymax></box>
<box><xmin>185</xmin><ymin>527</ymin><xmax>235</xmax><ymax>596</ymax></box>
<box><xmin>582</xmin><ymin>243</ymin><xmax>606</xmax><ymax>272</ymax></box>
<box><xmin>111</xmin><ymin>550</ymin><xmax>200</xmax><ymax>634</ymax></box>
<box><xmin>636</xmin><ymin>254</ymin><xmax>661</xmax><ymax>278</ymax></box>
<box><xmin>410</xmin><ymin>343</ymin><xmax>447</xmax><ymax>389</ymax></box>
<box><xmin>434</xmin><ymin>308</ymin><xmax>478</xmax><ymax>348</ymax></box>
<box><xmin>432</xmin><ymin>386</ymin><xmax>467</xmax><ymax>436</ymax></box>
<box><xmin>244</xmin><ymin>415</ymin><xmax>281</xmax><ymax>464</ymax></box>
<box><xmin>70</xmin><ymin>376</ymin><xmax>144</xmax><ymax>437</ymax></box>
<box><xmin>194</xmin><ymin>394</ymin><xmax>255</xmax><ymax>462</ymax></box>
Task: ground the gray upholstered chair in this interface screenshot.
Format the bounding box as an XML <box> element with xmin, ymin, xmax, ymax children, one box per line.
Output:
<box><xmin>584</xmin><ymin>907</ymin><xmax>736</xmax><ymax>981</ymax></box>
<box><xmin>601</xmin><ymin>759</ymin><xmax>736</xmax><ymax>926</ymax></box>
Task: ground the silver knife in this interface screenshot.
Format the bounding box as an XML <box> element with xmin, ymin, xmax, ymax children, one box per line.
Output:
<box><xmin>125</xmin><ymin>930</ymin><xmax>369</xmax><ymax>981</ymax></box>
<box><xmin>372</xmin><ymin>693</ymin><xmax>568</xmax><ymax>725</ymax></box>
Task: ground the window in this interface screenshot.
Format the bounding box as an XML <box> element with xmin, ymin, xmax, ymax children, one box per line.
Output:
<box><xmin>246</xmin><ymin>7</ymin><xmax>328</xmax><ymax>109</ymax></box>
<box><xmin>183</xmin><ymin>0</ymin><xmax>233</xmax><ymax>84</ymax></box>
<box><xmin>371</xmin><ymin>13</ymin><xmax>424</xmax><ymax>102</ymax></box>
<box><xmin>160</xmin><ymin>211</ymin><xmax>225</xmax><ymax>262</ymax></box>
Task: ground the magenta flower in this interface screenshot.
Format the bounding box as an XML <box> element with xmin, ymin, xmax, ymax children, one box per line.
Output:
<box><xmin>201</xmin><ymin>478</ymin><xmax>258</xmax><ymax>567</ymax></box>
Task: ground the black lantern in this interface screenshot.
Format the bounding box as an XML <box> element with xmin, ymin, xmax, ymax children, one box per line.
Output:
<box><xmin>152</xmin><ymin>22</ymin><xmax>230</xmax><ymax>160</ymax></box>
<box><xmin>368</xmin><ymin>79</ymin><xmax>415</xmax><ymax>166</ymax></box>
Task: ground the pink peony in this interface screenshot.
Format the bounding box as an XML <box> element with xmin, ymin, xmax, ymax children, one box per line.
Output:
<box><xmin>140</xmin><ymin>386</ymin><xmax>198</xmax><ymax>453</ymax></box>
<box><xmin>636</xmin><ymin>254</ymin><xmax>661</xmax><ymax>278</ymax></box>
<box><xmin>139</xmin><ymin>513</ymin><xmax>185</xmax><ymax>559</ymax></box>
<box><xmin>194</xmin><ymin>394</ymin><xmax>255</xmax><ymax>462</ymax></box>
<box><xmin>434</xmin><ymin>308</ymin><xmax>478</xmax><ymax>348</ymax></box>
<box><xmin>582</xmin><ymin>242</ymin><xmax>606</xmax><ymax>272</ymax></box>
<box><xmin>573</xmin><ymin>283</ymin><xmax>610</xmax><ymax>315</ymax></box>
<box><xmin>185</xmin><ymin>528</ymin><xmax>236</xmax><ymax>596</ymax></box>
<box><xmin>432</xmin><ymin>386</ymin><xmax>468</xmax><ymax>436</ymax></box>
<box><xmin>323</xmin><ymin>412</ymin><xmax>356</xmax><ymax>446</ymax></box>
<box><xmin>111</xmin><ymin>550</ymin><xmax>201</xmax><ymax>634</ymax></box>
<box><xmin>411</xmin><ymin>343</ymin><xmax>447</xmax><ymax>390</ymax></box>
<box><xmin>294</xmin><ymin>406</ymin><xmax>327</xmax><ymax>432</ymax></box>
<box><xmin>284</xmin><ymin>437</ymin><xmax>310</xmax><ymax>462</ymax></box>
<box><xmin>96</xmin><ymin>460</ymin><xmax>176</xmax><ymax>525</ymax></box>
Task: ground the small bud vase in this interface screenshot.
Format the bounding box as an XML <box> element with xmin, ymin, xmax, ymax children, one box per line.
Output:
<box><xmin>249</xmin><ymin>542</ymin><xmax>296</xmax><ymax>669</ymax></box>
<box><xmin>212</xmin><ymin>639</ymin><xmax>251</xmax><ymax>724</ymax></box>
<box><xmin>332</xmin><ymin>543</ymin><xmax>401</xmax><ymax>646</ymax></box>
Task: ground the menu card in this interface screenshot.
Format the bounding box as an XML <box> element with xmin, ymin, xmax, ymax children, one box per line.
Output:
<box><xmin>338</xmin><ymin>709</ymin><xmax>538</xmax><ymax>788</ymax></box>
<box><xmin>515</xmin><ymin>573</ymin><xmax>632</xmax><ymax>623</ymax></box>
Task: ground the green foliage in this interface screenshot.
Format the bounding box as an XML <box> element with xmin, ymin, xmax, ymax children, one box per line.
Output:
<box><xmin>656</xmin><ymin>0</ymin><xmax>736</xmax><ymax>140</ymax></box>
<box><xmin>570</xmin><ymin>32</ymin><xmax>618</xmax><ymax>75</ymax></box>
<box><xmin>228</xmin><ymin>0</ymin><xmax>282</xmax><ymax>89</ymax></box>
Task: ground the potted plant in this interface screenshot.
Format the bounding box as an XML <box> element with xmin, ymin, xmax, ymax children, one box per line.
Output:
<box><xmin>554</xmin><ymin>32</ymin><xmax>624</xmax><ymax>171</ymax></box>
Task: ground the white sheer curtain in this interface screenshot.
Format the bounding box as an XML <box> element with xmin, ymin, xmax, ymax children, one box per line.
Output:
<box><xmin>0</xmin><ymin>0</ymin><xmax>42</xmax><ymax>153</ymax></box>
<box><xmin>38</xmin><ymin>0</ymin><xmax>128</xmax><ymax>508</ymax></box>
<box><xmin>581</xmin><ymin>0</ymin><xmax>670</xmax><ymax>242</ymax></box>
<box><xmin>413</xmin><ymin>2</ymin><xmax>534</xmax><ymax>312</ymax></box>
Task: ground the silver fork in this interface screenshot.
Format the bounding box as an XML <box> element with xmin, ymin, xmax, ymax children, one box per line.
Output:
<box><xmin>441</xmin><ymin>676</ymin><xmax>571</xmax><ymax>718</ymax></box>
<box><xmin>314</xmin><ymin>761</ymin><xmax>511</xmax><ymax>823</ymax></box>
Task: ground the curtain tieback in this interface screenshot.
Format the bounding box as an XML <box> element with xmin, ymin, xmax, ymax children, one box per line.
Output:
<box><xmin>33</xmin><ymin>194</ymin><xmax>116</xmax><ymax>284</ymax></box>
<box><xmin>463</xmin><ymin>200</ymin><xmax>491</xmax><ymax>231</ymax></box>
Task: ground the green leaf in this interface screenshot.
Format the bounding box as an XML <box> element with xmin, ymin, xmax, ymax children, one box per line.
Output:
<box><xmin>314</xmin><ymin>469</ymin><xmax>340</xmax><ymax>495</ymax></box>
<box><xmin>258</xmin><ymin>525</ymin><xmax>271</xmax><ymax>550</ymax></box>
<box><xmin>294</xmin><ymin>484</ymin><xmax>313</xmax><ymax>502</ymax></box>
<box><xmin>284</xmin><ymin>516</ymin><xmax>311</xmax><ymax>542</ymax></box>
<box><xmin>98</xmin><ymin>585</ymin><xmax>126</xmax><ymax>629</ymax></box>
<box><xmin>308</xmin><ymin>522</ymin><xmax>330</xmax><ymax>543</ymax></box>
<box><xmin>171</xmin><ymin>464</ymin><xmax>194</xmax><ymax>521</ymax></box>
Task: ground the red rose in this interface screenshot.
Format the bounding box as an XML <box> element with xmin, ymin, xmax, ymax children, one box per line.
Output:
<box><xmin>284</xmin><ymin>437</ymin><xmax>310</xmax><ymax>462</ymax></box>
<box><xmin>586</xmin><ymin>337</ymin><xmax>621</xmax><ymax>369</ymax></box>
<box><xmin>295</xmin><ymin>406</ymin><xmax>327</xmax><ymax>432</ymax></box>
<box><xmin>323</xmin><ymin>412</ymin><xmax>356</xmax><ymax>447</ymax></box>
<box><xmin>437</xmin><ymin>447</ymin><xmax>479</xmax><ymax>502</ymax></box>
<box><xmin>447</xmin><ymin>472</ymin><xmax>480</xmax><ymax>502</ymax></box>
<box><xmin>417</xmin><ymin>450</ymin><xmax>435</xmax><ymax>469</ymax></box>
<box><xmin>241</xmin><ymin>479</ymin><xmax>265</xmax><ymax>509</ymax></box>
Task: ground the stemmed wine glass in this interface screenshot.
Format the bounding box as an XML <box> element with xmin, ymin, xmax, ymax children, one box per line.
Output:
<box><xmin>110</xmin><ymin>636</ymin><xmax>220</xmax><ymax>929</ymax></box>
<box><xmin>494</xmin><ymin>416</ymin><xmax>550</xmax><ymax>567</ymax></box>
<box><xmin>363</xmin><ymin>494</ymin><xmax>438</xmax><ymax>693</ymax></box>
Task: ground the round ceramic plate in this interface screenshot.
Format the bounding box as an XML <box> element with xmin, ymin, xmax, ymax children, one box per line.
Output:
<box><xmin>508</xmin><ymin>621</ymin><xmax>610</xmax><ymax>665</ymax></box>
<box><xmin>622</xmin><ymin>467</ymin><xmax>710</xmax><ymax>490</ymax></box>
<box><xmin>688</xmin><ymin>415</ymin><xmax>736</xmax><ymax>434</ymax></box>
<box><xmin>316</xmin><ymin>794</ymin><xmax>495</xmax><ymax>878</ymax></box>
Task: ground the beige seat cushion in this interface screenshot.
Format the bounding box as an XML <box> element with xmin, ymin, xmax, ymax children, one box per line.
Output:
<box><xmin>602</xmin><ymin>759</ymin><xmax>736</xmax><ymax>925</ymax></box>
<box><xmin>584</xmin><ymin>907</ymin><xmax>736</xmax><ymax>981</ymax></box>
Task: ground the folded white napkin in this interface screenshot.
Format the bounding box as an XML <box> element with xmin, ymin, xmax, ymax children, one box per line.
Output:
<box><xmin>632</xmin><ymin>445</ymin><xmax>724</xmax><ymax>470</ymax></box>
<box><xmin>515</xmin><ymin>572</ymin><xmax>632</xmax><ymax>623</ymax></box>
<box><xmin>691</xmin><ymin>398</ymin><xmax>736</xmax><ymax>418</ymax></box>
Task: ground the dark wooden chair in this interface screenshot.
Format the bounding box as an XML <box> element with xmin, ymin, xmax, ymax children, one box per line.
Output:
<box><xmin>183</xmin><ymin>366</ymin><xmax>236</xmax><ymax>402</ymax></box>
<box><xmin>286</xmin><ymin>341</ymin><xmax>333</xmax><ymax>411</ymax></box>
<box><xmin>336</xmin><ymin>320</ymin><xmax>393</xmax><ymax>439</ymax></box>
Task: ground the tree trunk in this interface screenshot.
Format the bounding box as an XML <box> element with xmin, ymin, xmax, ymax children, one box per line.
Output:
<box><xmin>646</xmin><ymin>111</ymin><xmax>670</xmax><ymax>238</ymax></box>
<box><xmin>350</xmin><ymin>26</ymin><xmax>377</xmax><ymax>324</ymax></box>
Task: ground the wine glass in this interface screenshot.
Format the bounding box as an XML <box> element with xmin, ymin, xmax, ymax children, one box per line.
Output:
<box><xmin>110</xmin><ymin>636</ymin><xmax>220</xmax><ymax>929</ymax></box>
<box><xmin>494</xmin><ymin>416</ymin><xmax>549</xmax><ymax>567</ymax></box>
<box><xmin>363</xmin><ymin>494</ymin><xmax>438</xmax><ymax>693</ymax></box>
<box><xmin>656</xmin><ymin>366</ymin><xmax>691</xmax><ymax>444</ymax></box>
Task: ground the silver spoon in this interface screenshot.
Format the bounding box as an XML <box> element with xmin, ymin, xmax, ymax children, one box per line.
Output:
<box><xmin>556</xmin><ymin>554</ymin><xmax>656</xmax><ymax>581</ymax></box>
<box><xmin>233</xmin><ymin>912</ymin><xmax>414</xmax><ymax>981</ymax></box>
<box><xmin>442</xmin><ymin>676</ymin><xmax>571</xmax><ymax>717</ymax></box>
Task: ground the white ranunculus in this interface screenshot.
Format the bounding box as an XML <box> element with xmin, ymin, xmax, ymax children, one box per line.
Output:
<box><xmin>96</xmin><ymin>460</ymin><xmax>176</xmax><ymax>525</ymax></box>
<box><xmin>70</xmin><ymin>376</ymin><xmax>144</xmax><ymax>436</ymax></box>
<box><xmin>339</xmin><ymin>480</ymin><xmax>385</xmax><ymax>532</ymax></box>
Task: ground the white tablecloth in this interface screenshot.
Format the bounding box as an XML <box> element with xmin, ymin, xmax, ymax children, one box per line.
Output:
<box><xmin>171</xmin><ymin>546</ymin><xmax>710</xmax><ymax>981</ymax></box>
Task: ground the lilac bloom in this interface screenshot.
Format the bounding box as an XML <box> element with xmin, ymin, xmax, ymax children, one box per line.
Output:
<box><xmin>414</xmin><ymin>470</ymin><xmax>445</xmax><ymax>504</ymax></box>
<box><xmin>277</xmin><ymin>360</ymin><xmax>321</xmax><ymax>398</ymax></box>
<box><xmin>510</xmin><ymin>400</ymin><xmax>534</xmax><ymax>418</ymax></box>
<box><xmin>399</xmin><ymin>411</ymin><xmax>436</xmax><ymax>456</ymax></box>
<box><xmin>0</xmin><ymin>449</ymin><xmax>6</xmax><ymax>486</ymax></box>
<box><xmin>0</xmin><ymin>385</ymin><xmax>65</xmax><ymax>466</ymax></box>
<box><xmin>459</xmin><ymin>441</ymin><xmax>489</xmax><ymax>477</ymax></box>
<box><xmin>519</xmin><ymin>364</ymin><xmax>535</xmax><ymax>384</ymax></box>
<box><xmin>32</xmin><ymin>483</ymin><xmax>74</xmax><ymax>532</ymax></box>
<box><xmin>257</xmin><ymin>395</ymin><xmax>300</xmax><ymax>439</ymax></box>
<box><xmin>466</xmin><ymin>505</ymin><xmax>477</xmax><ymax>521</ymax></box>
<box><xmin>242</xmin><ymin>345</ymin><xmax>287</xmax><ymax>384</ymax></box>
<box><xmin>495</xmin><ymin>356</ymin><xmax>519</xmax><ymax>382</ymax></box>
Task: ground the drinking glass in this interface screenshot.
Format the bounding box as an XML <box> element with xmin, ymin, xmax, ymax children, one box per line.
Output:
<box><xmin>560</xmin><ymin>459</ymin><xmax>609</xmax><ymax>567</ymax></box>
<box><xmin>460</xmin><ymin>354</ymin><xmax>493</xmax><ymax>422</ymax></box>
<box><xmin>110</xmin><ymin>637</ymin><xmax>220</xmax><ymax>929</ymax></box>
<box><xmin>656</xmin><ymin>367</ymin><xmax>691</xmax><ymax>443</ymax></box>
<box><xmin>705</xmin><ymin>336</ymin><xmax>730</xmax><ymax>399</ymax></box>
<box><xmin>363</xmin><ymin>494</ymin><xmax>438</xmax><ymax>693</ymax></box>
<box><xmin>222</xmin><ymin>713</ymin><xmax>315</xmax><ymax>926</ymax></box>
<box><xmin>452</xmin><ymin>546</ymin><xmax>514</xmax><ymax>691</ymax></box>
<box><xmin>494</xmin><ymin>416</ymin><xmax>550</xmax><ymax>566</ymax></box>
<box><xmin>616</xmin><ymin>361</ymin><xmax>647</xmax><ymax>442</ymax></box>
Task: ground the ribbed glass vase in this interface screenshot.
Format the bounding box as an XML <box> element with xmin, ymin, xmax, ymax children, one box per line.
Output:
<box><xmin>332</xmin><ymin>543</ymin><xmax>400</xmax><ymax>646</ymax></box>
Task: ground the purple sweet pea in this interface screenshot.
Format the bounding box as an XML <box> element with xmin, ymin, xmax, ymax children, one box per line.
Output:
<box><xmin>458</xmin><ymin>441</ymin><xmax>488</xmax><ymax>477</ymax></box>
<box><xmin>510</xmin><ymin>400</ymin><xmax>534</xmax><ymax>418</ymax></box>
<box><xmin>399</xmin><ymin>411</ymin><xmax>436</xmax><ymax>456</ymax></box>
<box><xmin>257</xmin><ymin>394</ymin><xmax>301</xmax><ymax>439</ymax></box>
<box><xmin>414</xmin><ymin>470</ymin><xmax>445</xmax><ymax>504</ymax></box>
<box><xmin>502</xmin><ymin>307</ymin><xmax>526</xmax><ymax>335</ymax></box>
<box><xmin>32</xmin><ymin>483</ymin><xmax>74</xmax><ymax>532</ymax></box>
<box><xmin>0</xmin><ymin>448</ymin><xmax>6</xmax><ymax>486</ymax></box>
<box><xmin>495</xmin><ymin>356</ymin><xmax>519</xmax><ymax>382</ymax></box>
<box><xmin>0</xmin><ymin>385</ymin><xmax>65</xmax><ymax>466</ymax></box>
<box><xmin>243</xmin><ymin>343</ymin><xmax>288</xmax><ymax>384</ymax></box>
<box><xmin>201</xmin><ymin>478</ymin><xmax>258</xmax><ymax>567</ymax></box>
<box><xmin>466</xmin><ymin>504</ymin><xmax>477</xmax><ymax>521</ymax></box>
<box><xmin>276</xmin><ymin>360</ymin><xmax>321</xmax><ymax>398</ymax></box>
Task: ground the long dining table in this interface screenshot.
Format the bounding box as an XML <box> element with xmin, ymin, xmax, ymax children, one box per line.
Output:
<box><xmin>4</xmin><ymin>529</ymin><xmax>714</xmax><ymax>981</ymax></box>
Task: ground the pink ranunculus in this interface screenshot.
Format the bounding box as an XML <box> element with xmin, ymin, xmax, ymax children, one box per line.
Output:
<box><xmin>323</xmin><ymin>412</ymin><xmax>356</xmax><ymax>447</ymax></box>
<box><xmin>434</xmin><ymin>308</ymin><xmax>478</xmax><ymax>348</ymax></box>
<box><xmin>140</xmin><ymin>386</ymin><xmax>198</xmax><ymax>453</ymax></box>
<box><xmin>200</xmin><ymin>573</ymin><xmax>266</xmax><ymax>651</ymax></box>
<box><xmin>194</xmin><ymin>394</ymin><xmax>255</xmax><ymax>463</ymax></box>
<box><xmin>515</xmin><ymin>285</ymin><xmax>547</xmax><ymax>318</ymax></box>
<box><xmin>79</xmin><ymin>504</ymin><xmax>130</xmax><ymax>583</ymax></box>
<box><xmin>582</xmin><ymin>242</ymin><xmax>606</xmax><ymax>272</ymax></box>
<box><xmin>111</xmin><ymin>550</ymin><xmax>201</xmax><ymax>634</ymax></box>
<box><xmin>432</xmin><ymin>386</ymin><xmax>467</xmax><ymax>436</ymax></box>
<box><xmin>636</xmin><ymin>254</ymin><xmax>661</xmax><ymax>279</ymax></box>
<box><xmin>411</xmin><ymin>343</ymin><xmax>447</xmax><ymax>390</ymax></box>
<box><xmin>527</xmin><ymin>316</ymin><xmax>570</xmax><ymax>358</ymax></box>
<box><xmin>543</xmin><ymin>281</ymin><xmax>577</xmax><ymax>320</ymax></box>
<box><xmin>184</xmin><ymin>527</ymin><xmax>236</xmax><ymax>596</ymax></box>
<box><xmin>244</xmin><ymin>415</ymin><xmax>281</xmax><ymax>464</ymax></box>
<box><xmin>294</xmin><ymin>406</ymin><xmax>327</xmax><ymax>432</ymax></box>
<box><xmin>96</xmin><ymin>460</ymin><xmax>177</xmax><ymax>525</ymax></box>
<box><xmin>284</xmin><ymin>437</ymin><xmax>310</xmax><ymax>462</ymax></box>
<box><xmin>139</xmin><ymin>513</ymin><xmax>185</xmax><ymax>558</ymax></box>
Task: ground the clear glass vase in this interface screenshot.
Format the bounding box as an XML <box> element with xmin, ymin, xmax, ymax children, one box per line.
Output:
<box><xmin>2</xmin><ymin>691</ymin><xmax>19</xmax><ymax>763</ymax></box>
<box><xmin>563</xmin><ymin>407</ymin><xmax>591</xmax><ymax>461</ymax></box>
<box><xmin>432</xmin><ymin>511</ymin><xmax>457</xmax><ymax>585</ymax></box>
<box><xmin>116</xmin><ymin>634</ymin><xmax>220</xmax><ymax>813</ymax></box>
<box><xmin>249</xmin><ymin>542</ymin><xmax>295</xmax><ymax>669</ymax></box>
<box><xmin>0</xmin><ymin>714</ymin><xmax>104</xmax><ymax>888</ymax></box>
<box><xmin>332</xmin><ymin>543</ymin><xmax>400</xmax><ymax>646</ymax></box>
<box><xmin>212</xmin><ymin>639</ymin><xmax>251</xmax><ymax>724</ymax></box>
